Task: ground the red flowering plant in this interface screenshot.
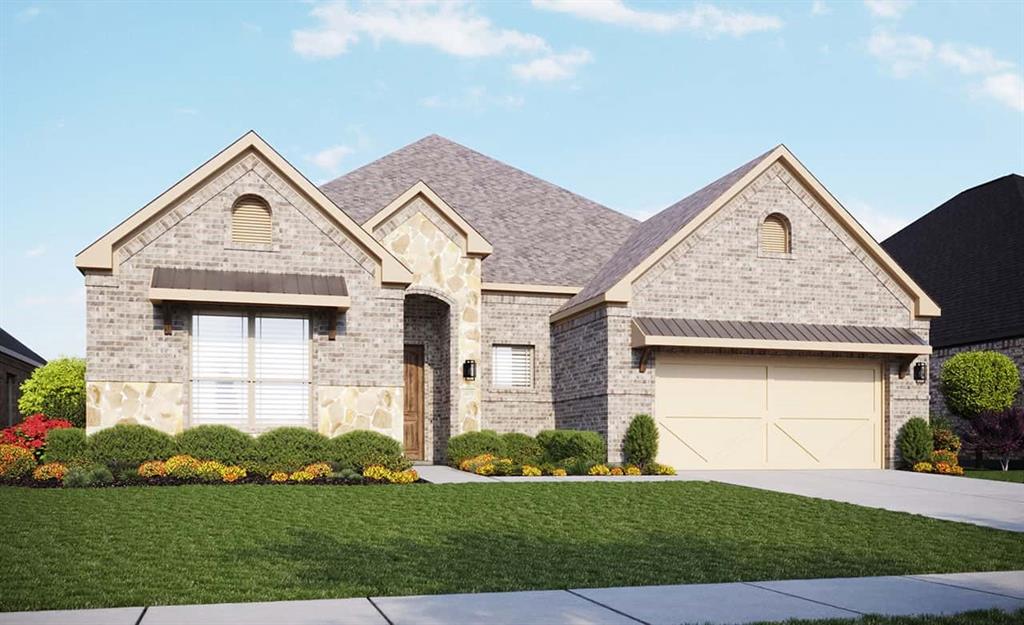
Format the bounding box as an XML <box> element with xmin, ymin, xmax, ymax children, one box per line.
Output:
<box><xmin>0</xmin><ymin>414</ymin><xmax>73</xmax><ymax>460</ymax></box>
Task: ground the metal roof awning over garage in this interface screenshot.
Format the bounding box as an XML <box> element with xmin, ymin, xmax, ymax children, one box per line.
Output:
<box><xmin>631</xmin><ymin>317</ymin><xmax>931</xmax><ymax>356</ymax></box>
<box><xmin>149</xmin><ymin>268</ymin><xmax>351</xmax><ymax>310</ymax></box>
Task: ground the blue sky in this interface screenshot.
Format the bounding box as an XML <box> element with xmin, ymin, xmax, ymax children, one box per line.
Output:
<box><xmin>1</xmin><ymin>0</ymin><xmax>1022</xmax><ymax>359</ymax></box>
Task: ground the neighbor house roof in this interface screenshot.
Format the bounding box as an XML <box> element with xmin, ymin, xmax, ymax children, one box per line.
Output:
<box><xmin>321</xmin><ymin>135</ymin><xmax>638</xmax><ymax>287</ymax></box>
<box><xmin>882</xmin><ymin>174</ymin><xmax>1024</xmax><ymax>348</ymax></box>
<box><xmin>0</xmin><ymin>327</ymin><xmax>46</xmax><ymax>368</ymax></box>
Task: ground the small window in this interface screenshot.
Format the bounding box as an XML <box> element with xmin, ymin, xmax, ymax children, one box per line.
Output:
<box><xmin>231</xmin><ymin>195</ymin><xmax>272</xmax><ymax>244</ymax></box>
<box><xmin>492</xmin><ymin>345</ymin><xmax>533</xmax><ymax>388</ymax></box>
<box><xmin>761</xmin><ymin>213</ymin><xmax>790</xmax><ymax>254</ymax></box>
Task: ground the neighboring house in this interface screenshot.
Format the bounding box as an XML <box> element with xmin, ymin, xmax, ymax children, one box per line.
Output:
<box><xmin>76</xmin><ymin>132</ymin><xmax>937</xmax><ymax>469</ymax></box>
<box><xmin>883</xmin><ymin>174</ymin><xmax>1024</xmax><ymax>418</ymax></box>
<box><xmin>0</xmin><ymin>328</ymin><xmax>46</xmax><ymax>427</ymax></box>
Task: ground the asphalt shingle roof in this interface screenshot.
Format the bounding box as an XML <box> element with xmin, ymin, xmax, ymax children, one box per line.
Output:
<box><xmin>0</xmin><ymin>327</ymin><xmax>46</xmax><ymax>367</ymax></box>
<box><xmin>882</xmin><ymin>174</ymin><xmax>1024</xmax><ymax>348</ymax></box>
<box><xmin>321</xmin><ymin>135</ymin><xmax>638</xmax><ymax>287</ymax></box>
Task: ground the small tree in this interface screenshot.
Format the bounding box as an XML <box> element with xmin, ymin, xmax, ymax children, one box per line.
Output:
<box><xmin>623</xmin><ymin>414</ymin><xmax>658</xmax><ymax>467</ymax></box>
<box><xmin>964</xmin><ymin>408</ymin><xmax>1024</xmax><ymax>472</ymax></box>
<box><xmin>896</xmin><ymin>417</ymin><xmax>933</xmax><ymax>467</ymax></box>
<box><xmin>18</xmin><ymin>357</ymin><xmax>86</xmax><ymax>428</ymax></box>
<box><xmin>940</xmin><ymin>351</ymin><xmax>1021</xmax><ymax>420</ymax></box>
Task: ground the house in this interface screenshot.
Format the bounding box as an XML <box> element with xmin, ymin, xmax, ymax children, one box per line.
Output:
<box><xmin>883</xmin><ymin>174</ymin><xmax>1023</xmax><ymax>418</ymax></box>
<box><xmin>0</xmin><ymin>327</ymin><xmax>47</xmax><ymax>427</ymax></box>
<box><xmin>77</xmin><ymin>132</ymin><xmax>937</xmax><ymax>469</ymax></box>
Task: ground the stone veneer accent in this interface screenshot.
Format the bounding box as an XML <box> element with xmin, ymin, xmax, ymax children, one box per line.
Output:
<box><xmin>317</xmin><ymin>386</ymin><xmax>403</xmax><ymax>441</ymax></box>
<box><xmin>84</xmin><ymin>151</ymin><xmax>404</xmax><ymax>437</ymax></box>
<box><xmin>86</xmin><ymin>381</ymin><xmax>185</xmax><ymax>435</ymax></box>
<box><xmin>377</xmin><ymin>202</ymin><xmax>482</xmax><ymax>435</ymax></box>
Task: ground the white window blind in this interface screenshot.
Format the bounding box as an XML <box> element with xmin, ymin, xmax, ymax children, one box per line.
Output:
<box><xmin>191</xmin><ymin>314</ymin><xmax>248</xmax><ymax>424</ymax></box>
<box><xmin>492</xmin><ymin>345</ymin><xmax>533</xmax><ymax>388</ymax></box>
<box><xmin>191</xmin><ymin>313</ymin><xmax>309</xmax><ymax>428</ymax></box>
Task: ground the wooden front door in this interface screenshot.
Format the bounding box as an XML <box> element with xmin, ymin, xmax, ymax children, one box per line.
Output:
<box><xmin>403</xmin><ymin>345</ymin><xmax>425</xmax><ymax>460</ymax></box>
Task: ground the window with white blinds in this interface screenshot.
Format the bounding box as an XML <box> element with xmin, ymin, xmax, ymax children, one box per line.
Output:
<box><xmin>492</xmin><ymin>345</ymin><xmax>534</xmax><ymax>388</ymax></box>
<box><xmin>231</xmin><ymin>196</ymin><xmax>272</xmax><ymax>244</ymax></box>
<box><xmin>761</xmin><ymin>214</ymin><xmax>791</xmax><ymax>254</ymax></box>
<box><xmin>191</xmin><ymin>313</ymin><xmax>309</xmax><ymax>428</ymax></box>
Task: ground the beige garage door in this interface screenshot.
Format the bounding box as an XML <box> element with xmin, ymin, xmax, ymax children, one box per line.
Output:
<box><xmin>654</xmin><ymin>355</ymin><xmax>882</xmax><ymax>470</ymax></box>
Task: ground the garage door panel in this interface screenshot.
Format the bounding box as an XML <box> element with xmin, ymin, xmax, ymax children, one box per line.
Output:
<box><xmin>658</xmin><ymin>418</ymin><xmax>763</xmax><ymax>468</ymax></box>
<box><xmin>656</xmin><ymin>363</ymin><xmax>766</xmax><ymax>418</ymax></box>
<box><xmin>770</xmin><ymin>366</ymin><xmax>878</xmax><ymax>419</ymax></box>
<box><xmin>771</xmin><ymin>419</ymin><xmax>876</xmax><ymax>468</ymax></box>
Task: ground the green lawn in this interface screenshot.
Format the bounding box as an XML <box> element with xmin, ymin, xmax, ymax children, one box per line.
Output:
<box><xmin>747</xmin><ymin>608</ymin><xmax>1023</xmax><ymax>625</ymax></box>
<box><xmin>2</xmin><ymin>482</ymin><xmax>1023</xmax><ymax>612</ymax></box>
<box><xmin>963</xmin><ymin>469</ymin><xmax>1024</xmax><ymax>484</ymax></box>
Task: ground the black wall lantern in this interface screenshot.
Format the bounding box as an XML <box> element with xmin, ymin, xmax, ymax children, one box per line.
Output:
<box><xmin>462</xmin><ymin>360</ymin><xmax>477</xmax><ymax>380</ymax></box>
<box><xmin>913</xmin><ymin>362</ymin><xmax>927</xmax><ymax>383</ymax></box>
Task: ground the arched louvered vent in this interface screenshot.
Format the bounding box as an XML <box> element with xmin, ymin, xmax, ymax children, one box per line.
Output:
<box><xmin>231</xmin><ymin>196</ymin><xmax>272</xmax><ymax>244</ymax></box>
<box><xmin>761</xmin><ymin>213</ymin><xmax>790</xmax><ymax>254</ymax></box>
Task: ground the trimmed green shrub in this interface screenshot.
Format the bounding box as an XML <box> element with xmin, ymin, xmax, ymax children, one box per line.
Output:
<box><xmin>940</xmin><ymin>351</ymin><xmax>1021</xmax><ymax>419</ymax></box>
<box><xmin>63</xmin><ymin>464</ymin><xmax>113</xmax><ymax>488</ymax></box>
<box><xmin>446</xmin><ymin>430</ymin><xmax>504</xmax><ymax>466</ymax></box>
<box><xmin>536</xmin><ymin>429</ymin><xmax>606</xmax><ymax>463</ymax></box>
<box><xmin>896</xmin><ymin>417</ymin><xmax>933</xmax><ymax>467</ymax></box>
<box><xmin>247</xmin><ymin>427</ymin><xmax>328</xmax><ymax>473</ymax></box>
<box><xmin>17</xmin><ymin>357</ymin><xmax>87</xmax><ymax>427</ymax></box>
<box><xmin>326</xmin><ymin>430</ymin><xmax>403</xmax><ymax>471</ymax></box>
<box><xmin>42</xmin><ymin>428</ymin><xmax>88</xmax><ymax>464</ymax></box>
<box><xmin>0</xmin><ymin>444</ymin><xmax>37</xmax><ymax>478</ymax></box>
<box><xmin>501</xmin><ymin>432</ymin><xmax>543</xmax><ymax>465</ymax></box>
<box><xmin>175</xmin><ymin>425</ymin><xmax>254</xmax><ymax>464</ymax></box>
<box><xmin>87</xmin><ymin>424</ymin><xmax>175</xmax><ymax>468</ymax></box>
<box><xmin>623</xmin><ymin>414</ymin><xmax>658</xmax><ymax>467</ymax></box>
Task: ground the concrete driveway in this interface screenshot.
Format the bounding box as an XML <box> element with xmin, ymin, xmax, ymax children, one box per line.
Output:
<box><xmin>686</xmin><ymin>469</ymin><xmax>1024</xmax><ymax>532</ymax></box>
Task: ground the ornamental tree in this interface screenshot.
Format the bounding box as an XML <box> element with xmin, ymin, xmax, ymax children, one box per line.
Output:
<box><xmin>964</xmin><ymin>407</ymin><xmax>1024</xmax><ymax>472</ymax></box>
<box><xmin>17</xmin><ymin>357</ymin><xmax>86</xmax><ymax>427</ymax></box>
<box><xmin>940</xmin><ymin>351</ymin><xmax>1021</xmax><ymax>420</ymax></box>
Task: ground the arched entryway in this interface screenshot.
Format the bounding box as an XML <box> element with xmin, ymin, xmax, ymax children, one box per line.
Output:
<box><xmin>403</xmin><ymin>293</ymin><xmax>454</xmax><ymax>462</ymax></box>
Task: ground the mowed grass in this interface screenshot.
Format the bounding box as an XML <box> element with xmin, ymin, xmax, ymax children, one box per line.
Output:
<box><xmin>964</xmin><ymin>469</ymin><xmax>1024</xmax><ymax>484</ymax></box>
<box><xmin>748</xmin><ymin>608</ymin><xmax>1024</xmax><ymax>625</ymax></box>
<box><xmin>2</xmin><ymin>482</ymin><xmax>1023</xmax><ymax>611</ymax></box>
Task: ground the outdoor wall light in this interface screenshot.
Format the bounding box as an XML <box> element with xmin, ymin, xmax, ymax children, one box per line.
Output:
<box><xmin>462</xmin><ymin>360</ymin><xmax>477</xmax><ymax>380</ymax></box>
<box><xmin>913</xmin><ymin>362</ymin><xmax>927</xmax><ymax>383</ymax></box>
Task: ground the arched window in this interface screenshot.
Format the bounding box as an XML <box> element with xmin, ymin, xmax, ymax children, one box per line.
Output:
<box><xmin>231</xmin><ymin>195</ymin><xmax>272</xmax><ymax>244</ymax></box>
<box><xmin>761</xmin><ymin>213</ymin><xmax>791</xmax><ymax>254</ymax></box>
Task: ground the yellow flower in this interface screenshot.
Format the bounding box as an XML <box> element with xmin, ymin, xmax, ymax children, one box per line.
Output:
<box><xmin>303</xmin><ymin>463</ymin><xmax>332</xmax><ymax>478</ymax></box>
<box><xmin>550</xmin><ymin>468</ymin><xmax>567</xmax><ymax>477</ymax></box>
<box><xmin>221</xmin><ymin>465</ymin><xmax>247</xmax><ymax>483</ymax></box>
<box><xmin>270</xmin><ymin>472</ymin><xmax>289</xmax><ymax>482</ymax></box>
<box><xmin>289</xmin><ymin>470</ymin><xmax>314</xmax><ymax>482</ymax></box>
<box><xmin>33</xmin><ymin>462</ymin><xmax>67</xmax><ymax>481</ymax></box>
<box><xmin>588</xmin><ymin>464</ymin><xmax>611</xmax><ymax>476</ymax></box>
<box><xmin>521</xmin><ymin>465</ymin><xmax>541</xmax><ymax>477</ymax></box>
<box><xmin>624</xmin><ymin>465</ymin><xmax>642</xmax><ymax>476</ymax></box>
<box><xmin>137</xmin><ymin>461</ymin><xmax>167</xmax><ymax>478</ymax></box>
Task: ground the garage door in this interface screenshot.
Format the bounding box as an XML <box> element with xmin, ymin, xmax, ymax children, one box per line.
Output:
<box><xmin>654</xmin><ymin>355</ymin><xmax>882</xmax><ymax>470</ymax></box>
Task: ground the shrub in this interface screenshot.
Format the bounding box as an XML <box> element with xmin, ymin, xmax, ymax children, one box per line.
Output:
<box><xmin>17</xmin><ymin>357</ymin><xmax>87</xmax><ymax>427</ymax></box>
<box><xmin>174</xmin><ymin>426</ymin><xmax>254</xmax><ymax>465</ymax></box>
<box><xmin>501</xmin><ymin>433</ymin><xmax>543</xmax><ymax>465</ymax></box>
<box><xmin>87</xmin><ymin>424</ymin><xmax>175</xmax><ymax>468</ymax></box>
<box><xmin>137</xmin><ymin>461</ymin><xmax>167</xmax><ymax>478</ymax></box>
<box><xmin>1</xmin><ymin>413</ymin><xmax>73</xmax><ymax>459</ymax></box>
<box><xmin>221</xmin><ymin>466</ymin><xmax>246</xmax><ymax>483</ymax></box>
<box><xmin>933</xmin><ymin>427</ymin><xmax>962</xmax><ymax>454</ymax></box>
<box><xmin>940</xmin><ymin>351</ymin><xmax>1021</xmax><ymax>419</ymax></box>
<box><xmin>270</xmin><ymin>472</ymin><xmax>289</xmax><ymax>483</ymax></box>
<box><xmin>389</xmin><ymin>468</ymin><xmax>418</xmax><ymax>484</ymax></box>
<box><xmin>624</xmin><ymin>465</ymin><xmax>642</xmax><ymax>476</ymax></box>
<box><xmin>623</xmin><ymin>414</ymin><xmax>658</xmax><ymax>467</ymax></box>
<box><xmin>964</xmin><ymin>407</ymin><xmax>1024</xmax><ymax>472</ymax></box>
<box><xmin>935</xmin><ymin>462</ymin><xmax>964</xmax><ymax>476</ymax></box>
<box><xmin>248</xmin><ymin>428</ymin><xmax>328</xmax><ymax>473</ymax></box>
<box><xmin>325</xmin><ymin>430</ymin><xmax>403</xmax><ymax>471</ymax></box>
<box><xmin>588</xmin><ymin>464</ymin><xmax>611</xmax><ymax>476</ymax></box>
<box><xmin>460</xmin><ymin>454</ymin><xmax>499</xmax><ymax>475</ymax></box>
<box><xmin>521</xmin><ymin>465</ymin><xmax>541</xmax><ymax>476</ymax></box>
<box><xmin>289</xmin><ymin>470</ymin><xmax>315</xmax><ymax>482</ymax></box>
<box><xmin>609</xmin><ymin>466</ymin><xmax>624</xmax><ymax>476</ymax></box>
<box><xmin>930</xmin><ymin>449</ymin><xmax>959</xmax><ymax>466</ymax></box>
<box><xmin>536</xmin><ymin>429</ymin><xmax>606</xmax><ymax>464</ymax></box>
<box><xmin>0</xmin><ymin>444</ymin><xmax>36</xmax><ymax>478</ymax></box>
<box><xmin>644</xmin><ymin>462</ymin><xmax>676</xmax><ymax>476</ymax></box>
<box><xmin>549</xmin><ymin>468</ymin><xmax>567</xmax><ymax>477</ymax></box>
<box><xmin>62</xmin><ymin>464</ymin><xmax>113</xmax><ymax>488</ymax></box>
<box><xmin>196</xmin><ymin>461</ymin><xmax>226</xmax><ymax>482</ymax></box>
<box><xmin>362</xmin><ymin>464</ymin><xmax>417</xmax><ymax>483</ymax></box>
<box><xmin>41</xmin><ymin>428</ymin><xmax>87</xmax><ymax>464</ymax></box>
<box><xmin>165</xmin><ymin>455</ymin><xmax>201</xmax><ymax>479</ymax></box>
<box><xmin>896</xmin><ymin>417</ymin><xmax>933</xmax><ymax>467</ymax></box>
<box><xmin>33</xmin><ymin>462</ymin><xmax>67</xmax><ymax>482</ymax></box>
<box><xmin>303</xmin><ymin>462</ymin><xmax>333</xmax><ymax>478</ymax></box>
<box><xmin>446</xmin><ymin>430</ymin><xmax>504</xmax><ymax>466</ymax></box>
<box><xmin>912</xmin><ymin>462</ymin><xmax>933</xmax><ymax>473</ymax></box>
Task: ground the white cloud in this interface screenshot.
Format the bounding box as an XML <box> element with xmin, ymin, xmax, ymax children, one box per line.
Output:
<box><xmin>293</xmin><ymin>1</ymin><xmax>548</xmax><ymax>59</ymax></box>
<box><xmin>937</xmin><ymin>43</ymin><xmax>1014</xmax><ymax>76</ymax></box>
<box><xmin>864</xmin><ymin>0</ymin><xmax>912</xmax><ymax>19</ymax></box>
<box><xmin>848</xmin><ymin>201</ymin><xmax>909</xmax><ymax>241</ymax></box>
<box><xmin>308</xmin><ymin>145</ymin><xmax>354</xmax><ymax>173</ymax></box>
<box><xmin>511</xmin><ymin>49</ymin><xmax>593</xmax><ymax>82</ymax></box>
<box><xmin>811</xmin><ymin>1</ymin><xmax>829</xmax><ymax>16</ymax></box>
<box><xmin>25</xmin><ymin>245</ymin><xmax>46</xmax><ymax>258</ymax></box>
<box><xmin>977</xmin><ymin>73</ymin><xmax>1024</xmax><ymax>112</ymax></box>
<box><xmin>532</xmin><ymin>0</ymin><xmax>782</xmax><ymax>37</ymax></box>
<box><xmin>866</xmin><ymin>31</ymin><xmax>933</xmax><ymax>78</ymax></box>
<box><xmin>419</xmin><ymin>87</ymin><xmax>525</xmax><ymax>110</ymax></box>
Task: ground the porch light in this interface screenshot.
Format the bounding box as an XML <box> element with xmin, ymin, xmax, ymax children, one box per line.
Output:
<box><xmin>462</xmin><ymin>360</ymin><xmax>477</xmax><ymax>380</ymax></box>
<box><xmin>913</xmin><ymin>362</ymin><xmax>927</xmax><ymax>383</ymax></box>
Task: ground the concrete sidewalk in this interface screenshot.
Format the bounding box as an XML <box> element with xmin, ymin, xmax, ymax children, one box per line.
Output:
<box><xmin>3</xmin><ymin>570</ymin><xmax>1020</xmax><ymax>625</ymax></box>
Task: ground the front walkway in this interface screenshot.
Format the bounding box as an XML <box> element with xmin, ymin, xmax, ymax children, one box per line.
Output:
<box><xmin>684</xmin><ymin>469</ymin><xmax>1024</xmax><ymax>532</ymax></box>
<box><xmin>4</xmin><ymin>571</ymin><xmax>1021</xmax><ymax>625</ymax></box>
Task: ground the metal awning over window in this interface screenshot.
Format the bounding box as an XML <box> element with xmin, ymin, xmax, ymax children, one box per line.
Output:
<box><xmin>149</xmin><ymin>268</ymin><xmax>350</xmax><ymax>310</ymax></box>
<box><xmin>631</xmin><ymin>317</ymin><xmax>930</xmax><ymax>355</ymax></box>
